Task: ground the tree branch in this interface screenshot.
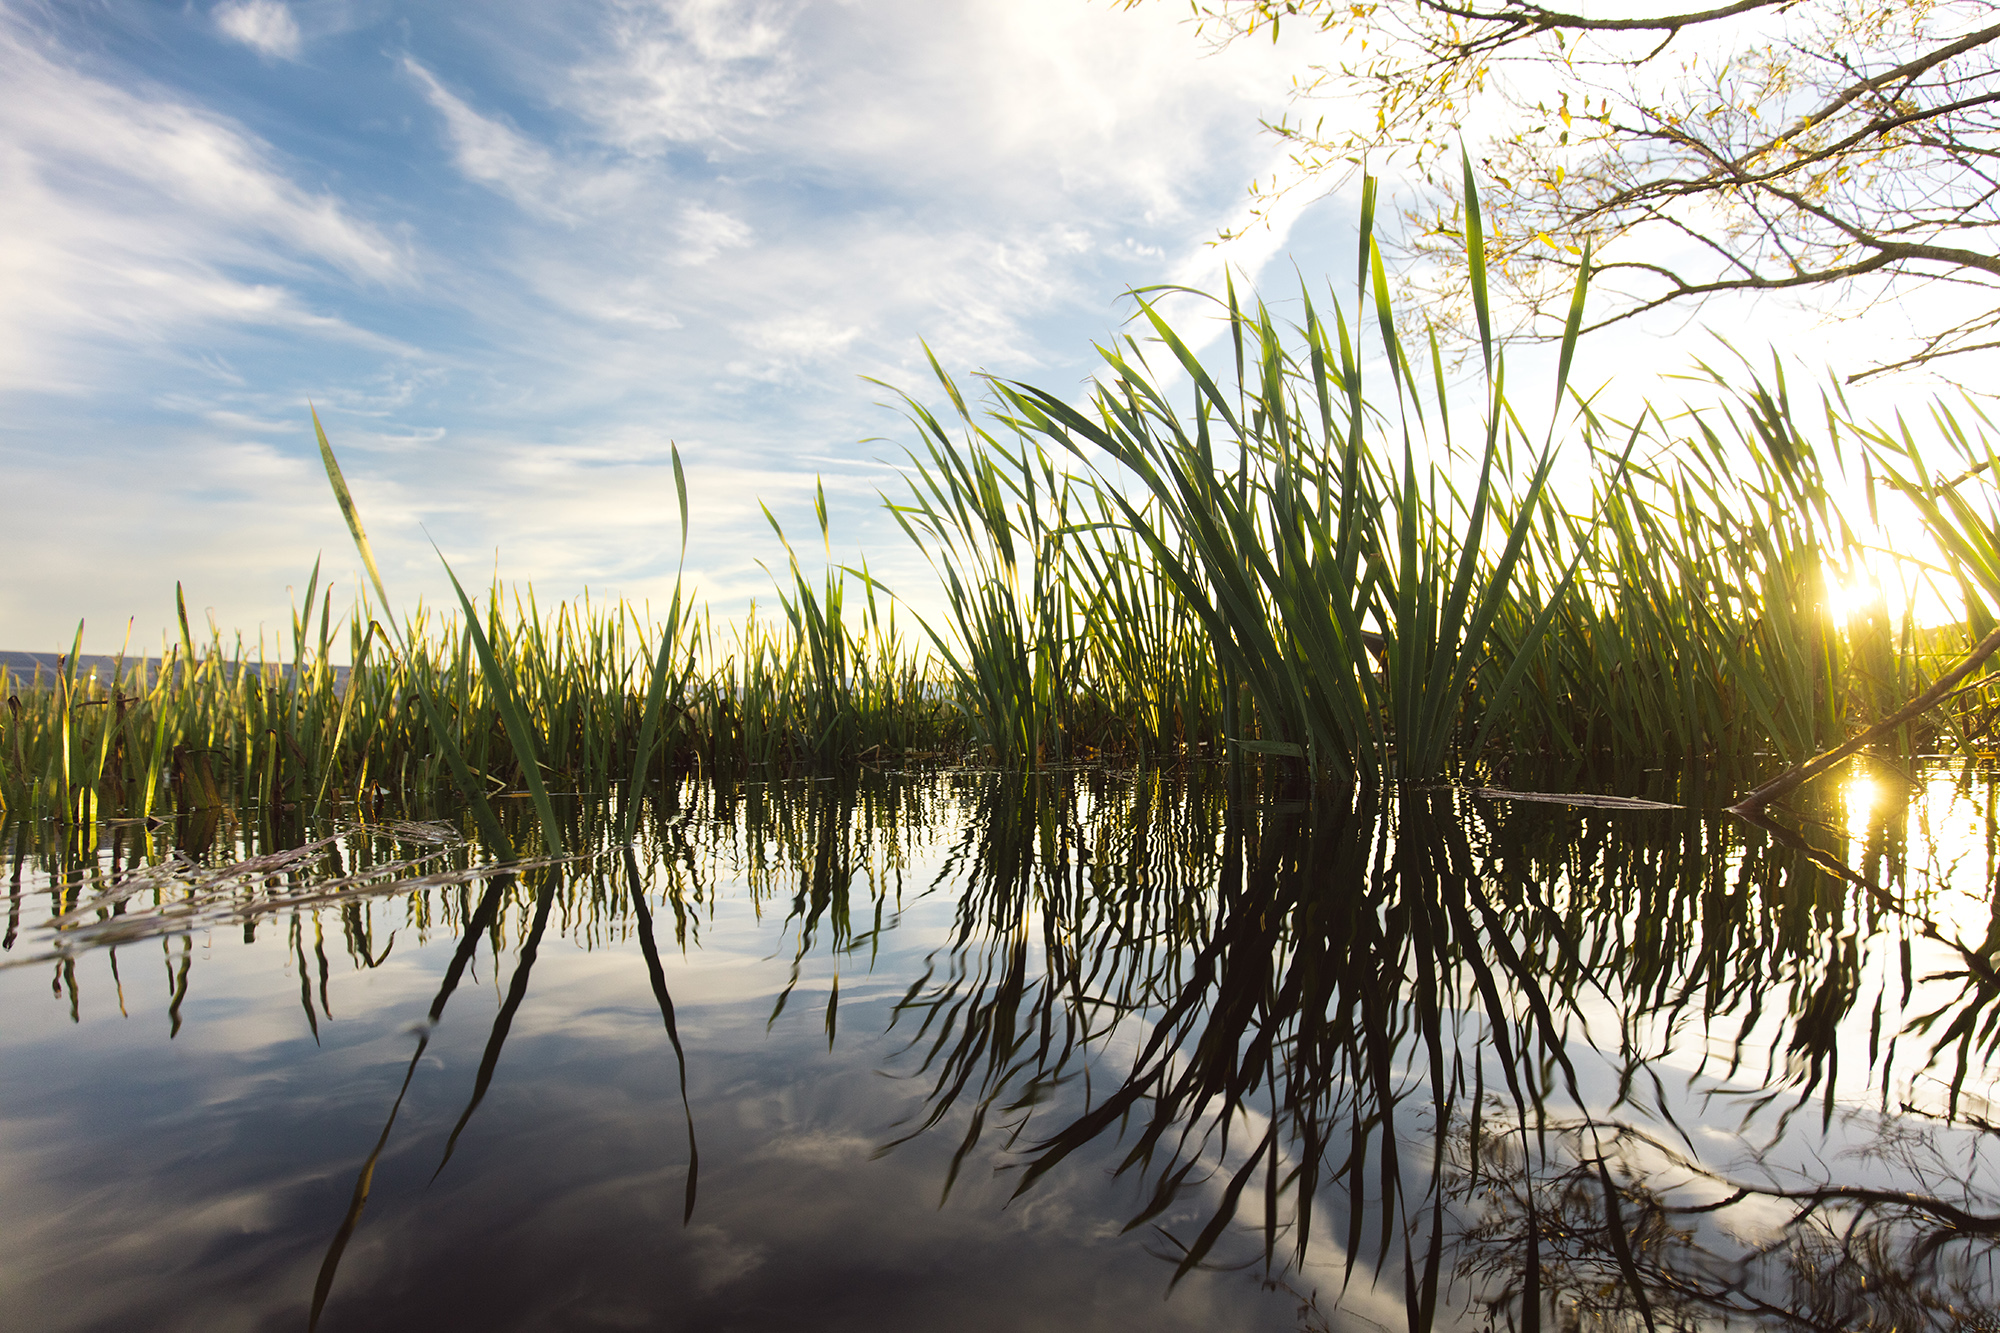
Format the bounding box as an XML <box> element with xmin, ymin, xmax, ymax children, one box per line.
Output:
<box><xmin>1413</xmin><ymin>0</ymin><xmax>1789</xmax><ymax>36</ymax></box>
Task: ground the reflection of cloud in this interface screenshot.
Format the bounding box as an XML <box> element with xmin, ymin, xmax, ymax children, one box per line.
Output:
<box><xmin>752</xmin><ymin>1127</ymin><xmax>876</xmax><ymax>1168</ymax></box>
<box><xmin>684</xmin><ymin>1224</ymin><xmax>769</xmax><ymax>1293</ymax></box>
<box><xmin>213</xmin><ymin>0</ymin><xmax>302</xmax><ymax>60</ymax></box>
<box><xmin>0</xmin><ymin>860</ymin><xmax>1345</xmax><ymax>1330</ymax></box>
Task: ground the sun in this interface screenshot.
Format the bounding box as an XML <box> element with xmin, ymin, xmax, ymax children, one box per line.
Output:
<box><xmin>1825</xmin><ymin>563</ymin><xmax>1889</xmax><ymax>623</ymax></box>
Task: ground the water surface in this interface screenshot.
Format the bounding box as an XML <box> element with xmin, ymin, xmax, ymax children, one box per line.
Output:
<box><xmin>4</xmin><ymin>765</ymin><xmax>1997</xmax><ymax>1331</ymax></box>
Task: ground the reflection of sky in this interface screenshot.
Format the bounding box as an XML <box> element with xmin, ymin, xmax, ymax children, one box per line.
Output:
<box><xmin>1605</xmin><ymin>760</ymin><xmax>2000</xmax><ymax>1130</ymax></box>
<box><xmin>0</xmin><ymin>804</ymin><xmax>1351</xmax><ymax>1331</ymax></box>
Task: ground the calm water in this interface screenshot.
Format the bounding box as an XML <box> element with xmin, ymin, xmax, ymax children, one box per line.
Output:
<box><xmin>4</xmin><ymin>765</ymin><xmax>1998</xmax><ymax>1332</ymax></box>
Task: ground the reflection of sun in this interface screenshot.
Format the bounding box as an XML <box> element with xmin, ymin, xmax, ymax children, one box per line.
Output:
<box><xmin>1841</xmin><ymin>772</ymin><xmax>1879</xmax><ymax>841</ymax></box>
<box><xmin>1838</xmin><ymin>766</ymin><xmax>1991</xmax><ymax>939</ymax></box>
<box><xmin>1908</xmin><ymin>765</ymin><xmax>1999</xmax><ymax>947</ymax></box>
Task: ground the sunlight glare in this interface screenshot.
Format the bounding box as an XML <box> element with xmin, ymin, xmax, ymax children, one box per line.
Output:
<box><xmin>1826</xmin><ymin>563</ymin><xmax>1888</xmax><ymax>623</ymax></box>
<box><xmin>1841</xmin><ymin>771</ymin><xmax>1880</xmax><ymax>839</ymax></box>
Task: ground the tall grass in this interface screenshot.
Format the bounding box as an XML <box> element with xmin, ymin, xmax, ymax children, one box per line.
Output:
<box><xmin>969</xmin><ymin>188</ymin><xmax>1571</xmax><ymax>782</ymax></box>
<box><xmin>0</xmin><ymin>578</ymin><xmax>970</xmax><ymax>841</ymax></box>
<box><xmin>882</xmin><ymin>169</ymin><xmax>1991</xmax><ymax>788</ymax></box>
<box><xmin>6</xmin><ymin>171</ymin><xmax>2000</xmax><ymax>839</ymax></box>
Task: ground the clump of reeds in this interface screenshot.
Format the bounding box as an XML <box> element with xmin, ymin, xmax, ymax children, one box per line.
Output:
<box><xmin>0</xmin><ymin>562</ymin><xmax>961</xmax><ymax>849</ymax></box>
<box><xmin>886</xmin><ymin>166</ymin><xmax>1993</xmax><ymax>787</ymax></box>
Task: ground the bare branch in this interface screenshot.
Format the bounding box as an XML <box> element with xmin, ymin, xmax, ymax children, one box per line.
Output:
<box><xmin>1162</xmin><ymin>0</ymin><xmax>2000</xmax><ymax>381</ymax></box>
<box><xmin>1415</xmin><ymin>0</ymin><xmax>1792</xmax><ymax>35</ymax></box>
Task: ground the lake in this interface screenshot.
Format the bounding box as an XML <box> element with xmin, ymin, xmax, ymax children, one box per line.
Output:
<box><xmin>4</xmin><ymin>763</ymin><xmax>1996</xmax><ymax>1331</ymax></box>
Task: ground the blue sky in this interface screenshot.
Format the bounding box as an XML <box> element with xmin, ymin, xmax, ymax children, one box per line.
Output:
<box><xmin>3</xmin><ymin>0</ymin><xmax>1374</xmax><ymax>655</ymax></box>
<box><xmin>1</xmin><ymin>1</ymin><xmax>1973</xmax><ymax>656</ymax></box>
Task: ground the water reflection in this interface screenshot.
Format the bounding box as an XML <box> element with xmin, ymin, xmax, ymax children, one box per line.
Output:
<box><xmin>3</xmin><ymin>764</ymin><xmax>1999</xmax><ymax>1330</ymax></box>
<box><xmin>1444</xmin><ymin>1108</ymin><xmax>2000</xmax><ymax>1332</ymax></box>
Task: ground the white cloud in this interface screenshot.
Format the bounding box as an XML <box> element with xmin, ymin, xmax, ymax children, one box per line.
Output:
<box><xmin>564</xmin><ymin>0</ymin><xmax>1335</xmax><ymax>223</ymax></box>
<box><xmin>213</xmin><ymin>0</ymin><xmax>303</xmax><ymax>61</ymax></box>
<box><xmin>382</xmin><ymin>0</ymin><xmax>1346</xmax><ymax>402</ymax></box>
<box><xmin>573</xmin><ymin>0</ymin><xmax>797</xmax><ymax>152</ymax></box>
<box><xmin>526</xmin><ymin>0</ymin><xmax>1342</xmax><ymax>385</ymax></box>
<box><xmin>406</xmin><ymin>57</ymin><xmax>653</xmax><ymax>226</ymax></box>
<box><xmin>0</xmin><ymin>13</ymin><xmax>404</xmax><ymax>391</ymax></box>
<box><xmin>676</xmin><ymin>205</ymin><xmax>750</xmax><ymax>265</ymax></box>
<box><xmin>0</xmin><ymin>0</ymin><xmax>1351</xmax><ymax>651</ymax></box>
<box><xmin>731</xmin><ymin>311</ymin><xmax>862</xmax><ymax>377</ymax></box>
<box><xmin>404</xmin><ymin>58</ymin><xmax>561</xmax><ymax>209</ymax></box>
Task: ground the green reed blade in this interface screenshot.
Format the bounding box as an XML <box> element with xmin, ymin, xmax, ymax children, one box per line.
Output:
<box><xmin>1461</xmin><ymin>149</ymin><xmax>1494</xmax><ymax>377</ymax></box>
<box><xmin>312</xmin><ymin>418</ymin><xmax>515</xmax><ymax>857</ymax></box>
<box><xmin>313</xmin><ymin>406</ymin><xmax>393</xmax><ymax>617</ymax></box>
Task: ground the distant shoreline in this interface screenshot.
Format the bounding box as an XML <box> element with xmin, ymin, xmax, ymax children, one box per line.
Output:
<box><xmin>0</xmin><ymin>651</ymin><xmax>347</xmax><ymax>688</ymax></box>
<box><xmin>1</xmin><ymin>650</ymin><xmax>161</xmax><ymax>685</ymax></box>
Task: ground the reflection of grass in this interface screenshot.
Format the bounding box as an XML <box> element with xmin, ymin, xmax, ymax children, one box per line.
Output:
<box><xmin>15</xmin><ymin>765</ymin><xmax>2000</xmax><ymax>1330</ymax></box>
<box><xmin>873</xmin><ymin>770</ymin><xmax>2000</xmax><ymax>1329</ymax></box>
<box><xmin>10</xmin><ymin>172</ymin><xmax>2000</xmax><ymax>840</ymax></box>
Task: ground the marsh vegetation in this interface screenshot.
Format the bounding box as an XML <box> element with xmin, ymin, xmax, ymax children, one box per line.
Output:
<box><xmin>8</xmin><ymin>183</ymin><xmax>2000</xmax><ymax>834</ymax></box>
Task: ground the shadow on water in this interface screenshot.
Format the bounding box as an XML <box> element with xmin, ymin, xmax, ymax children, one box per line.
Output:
<box><xmin>6</xmin><ymin>764</ymin><xmax>2000</xmax><ymax>1330</ymax></box>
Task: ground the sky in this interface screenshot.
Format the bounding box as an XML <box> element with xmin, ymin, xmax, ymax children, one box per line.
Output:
<box><xmin>0</xmin><ymin>0</ymin><xmax>1980</xmax><ymax>657</ymax></box>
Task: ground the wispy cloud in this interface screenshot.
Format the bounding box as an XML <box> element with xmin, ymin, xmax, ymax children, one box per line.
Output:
<box><xmin>404</xmin><ymin>57</ymin><xmax>565</xmax><ymax>213</ymax></box>
<box><xmin>212</xmin><ymin>0</ymin><xmax>303</xmax><ymax>60</ymax></box>
<box><xmin>731</xmin><ymin>311</ymin><xmax>863</xmax><ymax>380</ymax></box>
<box><xmin>0</xmin><ymin>11</ymin><xmax>404</xmax><ymax>392</ymax></box>
<box><xmin>573</xmin><ymin>0</ymin><xmax>797</xmax><ymax>152</ymax></box>
<box><xmin>675</xmin><ymin>205</ymin><xmax>751</xmax><ymax>266</ymax></box>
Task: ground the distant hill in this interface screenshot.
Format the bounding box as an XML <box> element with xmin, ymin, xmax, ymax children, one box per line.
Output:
<box><xmin>0</xmin><ymin>651</ymin><xmax>160</xmax><ymax>687</ymax></box>
<box><xmin>0</xmin><ymin>652</ymin><xmax>347</xmax><ymax>690</ymax></box>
